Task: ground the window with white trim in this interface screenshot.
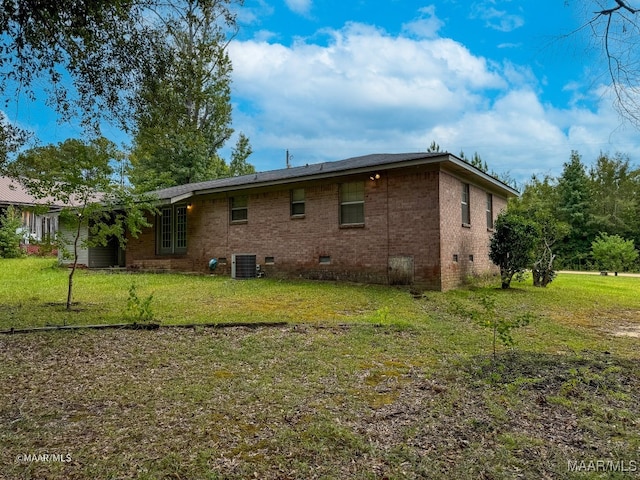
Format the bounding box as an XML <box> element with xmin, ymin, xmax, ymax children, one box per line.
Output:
<box><xmin>486</xmin><ymin>193</ymin><xmax>493</xmax><ymax>229</ymax></box>
<box><xmin>157</xmin><ymin>205</ymin><xmax>187</xmax><ymax>255</ymax></box>
<box><xmin>340</xmin><ymin>181</ymin><xmax>364</xmax><ymax>225</ymax></box>
<box><xmin>230</xmin><ymin>195</ymin><xmax>248</xmax><ymax>222</ymax></box>
<box><xmin>291</xmin><ymin>188</ymin><xmax>305</xmax><ymax>216</ymax></box>
<box><xmin>461</xmin><ymin>183</ymin><xmax>470</xmax><ymax>225</ymax></box>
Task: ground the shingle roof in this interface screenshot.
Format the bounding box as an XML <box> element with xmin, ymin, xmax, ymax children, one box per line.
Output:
<box><xmin>150</xmin><ymin>152</ymin><xmax>518</xmax><ymax>202</ymax></box>
<box><xmin>0</xmin><ymin>176</ymin><xmax>66</xmax><ymax>208</ymax></box>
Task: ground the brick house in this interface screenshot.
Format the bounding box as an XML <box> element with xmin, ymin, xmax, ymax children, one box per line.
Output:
<box><xmin>125</xmin><ymin>153</ymin><xmax>517</xmax><ymax>290</ymax></box>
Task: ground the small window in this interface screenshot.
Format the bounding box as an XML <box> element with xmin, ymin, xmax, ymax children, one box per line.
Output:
<box><xmin>319</xmin><ymin>255</ymin><xmax>331</xmax><ymax>264</ymax></box>
<box><xmin>230</xmin><ymin>196</ymin><xmax>248</xmax><ymax>222</ymax></box>
<box><xmin>486</xmin><ymin>193</ymin><xmax>493</xmax><ymax>229</ymax></box>
<box><xmin>265</xmin><ymin>256</ymin><xmax>275</xmax><ymax>265</ymax></box>
<box><xmin>469</xmin><ymin>254</ymin><xmax>474</xmax><ymax>262</ymax></box>
<box><xmin>340</xmin><ymin>181</ymin><xmax>365</xmax><ymax>225</ymax></box>
<box><xmin>291</xmin><ymin>188</ymin><xmax>305</xmax><ymax>216</ymax></box>
<box><xmin>461</xmin><ymin>183</ymin><xmax>470</xmax><ymax>225</ymax></box>
<box><xmin>453</xmin><ymin>254</ymin><xmax>459</xmax><ymax>263</ymax></box>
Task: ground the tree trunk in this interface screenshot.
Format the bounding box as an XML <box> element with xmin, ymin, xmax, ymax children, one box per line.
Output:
<box><xmin>500</xmin><ymin>269</ymin><xmax>511</xmax><ymax>289</ymax></box>
<box><xmin>66</xmin><ymin>214</ymin><xmax>83</xmax><ymax>311</ymax></box>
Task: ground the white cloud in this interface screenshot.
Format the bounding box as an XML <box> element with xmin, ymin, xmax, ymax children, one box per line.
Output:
<box><xmin>284</xmin><ymin>0</ymin><xmax>312</xmax><ymax>16</ymax></box>
<box><xmin>401</xmin><ymin>5</ymin><xmax>444</xmax><ymax>39</ymax></box>
<box><xmin>470</xmin><ymin>2</ymin><xmax>524</xmax><ymax>32</ymax></box>
<box><xmin>226</xmin><ymin>13</ymin><xmax>640</xmax><ymax>182</ymax></box>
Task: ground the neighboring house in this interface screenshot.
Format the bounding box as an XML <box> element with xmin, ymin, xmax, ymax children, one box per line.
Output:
<box><xmin>0</xmin><ymin>176</ymin><xmax>61</xmax><ymax>245</ymax></box>
<box><xmin>125</xmin><ymin>152</ymin><xmax>518</xmax><ymax>290</ymax></box>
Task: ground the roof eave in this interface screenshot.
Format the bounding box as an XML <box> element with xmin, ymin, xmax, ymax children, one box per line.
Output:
<box><xmin>445</xmin><ymin>155</ymin><xmax>520</xmax><ymax>197</ymax></box>
<box><xmin>194</xmin><ymin>154</ymin><xmax>452</xmax><ymax>197</ymax></box>
<box><xmin>153</xmin><ymin>153</ymin><xmax>519</xmax><ymax>201</ymax></box>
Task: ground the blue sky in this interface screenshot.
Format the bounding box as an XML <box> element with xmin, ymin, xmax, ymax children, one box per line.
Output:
<box><xmin>5</xmin><ymin>1</ymin><xmax>640</xmax><ymax>184</ymax></box>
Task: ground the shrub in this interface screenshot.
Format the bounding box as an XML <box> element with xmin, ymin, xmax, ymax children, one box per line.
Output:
<box><xmin>0</xmin><ymin>206</ymin><xmax>25</xmax><ymax>258</ymax></box>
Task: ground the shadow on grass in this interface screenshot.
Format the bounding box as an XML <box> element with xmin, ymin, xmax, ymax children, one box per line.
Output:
<box><xmin>460</xmin><ymin>350</ymin><xmax>640</xmax><ymax>395</ymax></box>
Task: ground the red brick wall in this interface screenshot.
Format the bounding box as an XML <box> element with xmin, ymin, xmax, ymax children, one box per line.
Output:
<box><xmin>438</xmin><ymin>170</ymin><xmax>508</xmax><ymax>290</ymax></box>
<box><xmin>126</xmin><ymin>166</ymin><xmax>509</xmax><ymax>290</ymax></box>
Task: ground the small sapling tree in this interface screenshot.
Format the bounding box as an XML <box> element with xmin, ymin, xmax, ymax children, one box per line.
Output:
<box><xmin>125</xmin><ymin>282</ymin><xmax>155</xmax><ymax>324</ymax></box>
<box><xmin>465</xmin><ymin>293</ymin><xmax>536</xmax><ymax>360</ymax></box>
<box><xmin>9</xmin><ymin>137</ymin><xmax>154</xmax><ymax>310</ymax></box>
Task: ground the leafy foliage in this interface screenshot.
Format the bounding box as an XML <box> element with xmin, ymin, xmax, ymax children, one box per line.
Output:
<box><xmin>509</xmin><ymin>175</ymin><xmax>569</xmax><ymax>287</ymax></box>
<box><xmin>489</xmin><ymin>211</ymin><xmax>538</xmax><ymax>289</ymax></box>
<box><xmin>229</xmin><ymin>133</ymin><xmax>255</xmax><ymax>177</ymax></box>
<box><xmin>0</xmin><ymin>205</ymin><xmax>24</xmax><ymax>258</ymax></box>
<box><xmin>464</xmin><ymin>293</ymin><xmax>535</xmax><ymax>359</ymax></box>
<box><xmin>515</xmin><ymin>150</ymin><xmax>640</xmax><ymax>272</ymax></box>
<box><xmin>0</xmin><ymin>0</ymin><xmax>164</xmax><ymax>133</ymax></box>
<box><xmin>0</xmin><ymin>115</ymin><xmax>32</xmax><ymax>170</ymax></box>
<box><xmin>426</xmin><ymin>140</ymin><xmax>442</xmax><ymax>152</ymax></box>
<box><xmin>591</xmin><ymin>232</ymin><xmax>639</xmax><ymax>273</ymax></box>
<box><xmin>129</xmin><ymin>0</ymin><xmax>252</xmax><ymax>190</ymax></box>
<box><xmin>588</xmin><ymin>152</ymin><xmax>640</xmax><ymax>243</ymax></box>
<box><xmin>125</xmin><ymin>282</ymin><xmax>156</xmax><ymax>323</ymax></box>
<box><xmin>8</xmin><ymin>138</ymin><xmax>154</xmax><ymax>309</ymax></box>
<box><xmin>555</xmin><ymin>151</ymin><xmax>593</xmax><ymax>265</ymax></box>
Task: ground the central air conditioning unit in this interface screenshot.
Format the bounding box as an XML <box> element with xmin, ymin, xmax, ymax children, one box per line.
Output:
<box><xmin>231</xmin><ymin>254</ymin><xmax>257</xmax><ymax>279</ymax></box>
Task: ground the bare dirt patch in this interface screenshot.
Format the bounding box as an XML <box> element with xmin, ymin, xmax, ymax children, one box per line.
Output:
<box><xmin>610</xmin><ymin>324</ymin><xmax>640</xmax><ymax>338</ymax></box>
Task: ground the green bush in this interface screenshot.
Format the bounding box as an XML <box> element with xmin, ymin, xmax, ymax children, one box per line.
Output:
<box><xmin>0</xmin><ymin>206</ymin><xmax>25</xmax><ymax>258</ymax></box>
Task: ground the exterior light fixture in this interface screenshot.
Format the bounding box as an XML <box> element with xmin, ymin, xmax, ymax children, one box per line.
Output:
<box><xmin>369</xmin><ymin>173</ymin><xmax>381</xmax><ymax>181</ymax></box>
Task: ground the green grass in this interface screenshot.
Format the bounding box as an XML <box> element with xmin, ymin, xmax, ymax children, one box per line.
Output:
<box><xmin>0</xmin><ymin>258</ymin><xmax>419</xmax><ymax>328</ymax></box>
<box><xmin>1</xmin><ymin>257</ymin><xmax>639</xmax><ymax>479</ymax></box>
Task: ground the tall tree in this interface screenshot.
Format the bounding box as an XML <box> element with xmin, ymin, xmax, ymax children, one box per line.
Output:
<box><xmin>229</xmin><ymin>133</ymin><xmax>255</xmax><ymax>176</ymax></box>
<box><xmin>1</xmin><ymin>1</ymin><xmax>247</xmax><ymax>174</ymax></box>
<box><xmin>129</xmin><ymin>0</ymin><xmax>251</xmax><ymax>190</ymax></box>
<box><xmin>555</xmin><ymin>151</ymin><xmax>593</xmax><ymax>267</ymax></box>
<box><xmin>588</xmin><ymin>152</ymin><xmax>640</xmax><ymax>242</ymax></box>
<box><xmin>426</xmin><ymin>141</ymin><xmax>442</xmax><ymax>153</ymax></box>
<box><xmin>8</xmin><ymin>138</ymin><xmax>153</xmax><ymax>310</ymax></box>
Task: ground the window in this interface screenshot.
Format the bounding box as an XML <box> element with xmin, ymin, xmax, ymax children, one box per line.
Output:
<box><xmin>486</xmin><ymin>193</ymin><xmax>494</xmax><ymax>230</ymax></box>
<box><xmin>291</xmin><ymin>188</ymin><xmax>305</xmax><ymax>216</ymax></box>
<box><xmin>461</xmin><ymin>183</ymin><xmax>470</xmax><ymax>225</ymax></box>
<box><xmin>230</xmin><ymin>195</ymin><xmax>248</xmax><ymax>222</ymax></box>
<box><xmin>157</xmin><ymin>205</ymin><xmax>187</xmax><ymax>255</ymax></box>
<box><xmin>319</xmin><ymin>255</ymin><xmax>331</xmax><ymax>264</ymax></box>
<box><xmin>340</xmin><ymin>181</ymin><xmax>365</xmax><ymax>225</ymax></box>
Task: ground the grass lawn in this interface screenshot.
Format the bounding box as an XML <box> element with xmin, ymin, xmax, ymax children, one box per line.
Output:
<box><xmin>1</xmin><ymin>258</ymin><xmax>639</xmax><ymax>479</ymax></box>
